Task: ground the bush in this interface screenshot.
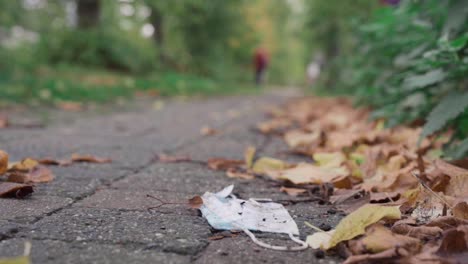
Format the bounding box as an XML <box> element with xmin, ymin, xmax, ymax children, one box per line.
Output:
<box><xmin>332</xmin><ymin>0</ymin><xmax>468</xmax><ymax>158</ymax></box>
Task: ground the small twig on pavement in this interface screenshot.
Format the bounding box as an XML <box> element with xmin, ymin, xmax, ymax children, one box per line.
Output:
<box><xmin>146</xmin><ymin>194</ymin><xmax>188</xmax><ymax>211</ymax></box>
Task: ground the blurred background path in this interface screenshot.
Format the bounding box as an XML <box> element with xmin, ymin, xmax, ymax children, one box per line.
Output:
<box><xmin>0</xmin><ymin>89</ymin><xmax>342</xmax><ymax>263</ymax></box>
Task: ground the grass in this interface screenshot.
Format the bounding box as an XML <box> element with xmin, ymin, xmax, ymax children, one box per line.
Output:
<box><xmin>0</xmin><ymin>66</ymin><xmax>259</xmax><ymax>106</ymax></box>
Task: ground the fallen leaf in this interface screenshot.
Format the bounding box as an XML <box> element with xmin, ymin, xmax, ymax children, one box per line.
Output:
<box><xmin>426</xmin><ymin>216</ymin><xmax>468</xmax><ymax>230</ymax></box>
<box><xmin>453</xmin><ymin>201</ymin><xmax>468</xmax><ymax>220</ymax></box>
<box><xmin>8</xmin><ymin>158</ymin><xmax>38</xmax><ymax>172</ymax></box>
<box><xmin>0</xmin><ymin>256</ymin><xmax>30</xmax><ymax>264</ymax></box>
<box><xmin>306</xmin><ymin>230</ymin><xmax>335</xmax><ymax>249</ymax></box>
<box><xmin>188</xmin><ymin>195</ymin><xmax>203</xmax><ymax>209</ymax></box>
<box><xmin>0</xmin><ymin>114</ymin><xmax>8</xmax><ymax>128</ymax></box>
<box><xmin>313</xmin><ymin>152</ymin><xmax>346</xmax><ymax>168</ymax></box>
<box><xmin>343</xmin><ymin>247</ymin><xmax>409</xmax><ymax>264</ymax></box>
<box><xmin>7</xmin><ymin>166</ymin><xmax>54</xmax><ymax>183</ymax></box>
<box><xmin>37</xmin><ymin>158</ymin><xmax>71</xmax><ymax>166</ymax></box>
<box><xmin>226</xmin><ymin>168</ymin><xmax>254</xmax><ymax>180</ymax></box>
<box><xmin>436</xmin><ymin>225</ymin><xmax>468</xmax><ymax>258</ymax></box>
<box><xmin>155</xmin><ymin>154</ymin><xmax>191</xmax><ymax>163</ymax></box>
<box><xmin>326</xmin><ymin>204</ymin><xmax>401</xmax><ymax>249</ymax></box>
<box><xmin>252</xmin><ymin>157</ymin><xmax>288</xmax><ymax>175</ymax></box>
<box><xmin>256</xmin><ymin>118</ymin><xmax>292</xmax><ymax>134</ymax></box>
<box><xmin>71</xmin><ymin>154</ymin><xmax>111</xmax><ymax>164</ymax></box>
<box><xmin>349</xmin><ymin>224</ymin><xmax>420</xmax><ymax>254</ymax></box>
<box><xmin>434</xmin><ymin>159</ymin><xmax>468</xmax><ymax>177</ymax></box>
<box><xmin>244</xmin><ymin>146</ymin><xmax>256</xmax><ymax>169</ymax></box>
<box><xmin>280</xmin><ymin>186</ymin><xmax>307</xmax><ymax>196</ymax></box>
<box><xmin>370</xmin><ymin>192</ymin><xmax>401</xmax><ymax>204</ymax></box>
<box><xmin>0</xmin><ymin>182</ymin><xmax>34</xmax><ymax>198</ymax></box>
<box><xmin>391</xmin><ymin>223</ymin><xmax>442</xmax><ymax>240</ymax></box>
<box><xmin>207</xmin><ymin>158</ymin><xmax>244</xmax><ymax>171</ymax></box>
<box><xmin>278</xmin><ymin>163</ymin><xmax>348</xmax><ymax>185</ymax></box>
<box><xmin>445</xmin><ymin>173</ymin><xmax>468</xmax><ymax>198</ymax></box>
<box><xmin>284</xmin><ymin>130</ymin><xmax>321</xmax><ymax>149</ymax></box>
<box><xmin>56</xmin><ymin>101</ymin><xmax>83</xmax><ymax>112</ymax></box>
<box><xmin>0</xmin><ymin>150</ymin><xmax>8</xmax><ymax>175</ymax></box>
<box><xmin>200</xmin><ymin>126</ymin><xmax>219</xmax><ymax>136</ymax></box>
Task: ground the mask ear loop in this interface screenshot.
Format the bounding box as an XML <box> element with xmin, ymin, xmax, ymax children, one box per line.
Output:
<box><xmin>241</xmin><ymin>228</ymin><xmax>308</xmax><ymax>251</ymax></box>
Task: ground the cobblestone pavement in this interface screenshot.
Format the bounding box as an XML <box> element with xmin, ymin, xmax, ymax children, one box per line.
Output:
<box><xmin>0</xmin><ymin>90</ymin><xmax>342</xmax><ymax>264</ymax></box>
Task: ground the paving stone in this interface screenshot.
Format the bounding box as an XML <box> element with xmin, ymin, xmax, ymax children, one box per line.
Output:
<box><xmin>0</xmin><ymin>221</ymin><xmax>21</xmax><ymax>240</ymax></box>
<box><xmin>30</xmin><ymin>208</ymin><xmax>210</xmax><ymax>255</ymax></box>
<box><xmin>0</xmin><ymin>238</ymin><xmax>191</xmax><ymax>264</ymax></box>
<box><xmin>0</xmin><ymin>90</ymin><xmax>343</xmax><ymax>262</ymax></box>
<box><xmin>0</xmin><ymin>195</ymin><xmax>72</xmax><ymax>223</ymax></box>
<box><xmin>111</xmin><ymin>163</ymin><xmax>234</xmax><ymax>194</ymax></box>
<box><xmin>75</xmin><ymin>189</ymin><xmax>200</xmax><ymax>216</ymax></box>
<box><xmin>34</xmin><ymin>164</ymin><xmax>129</xmax><ymax>199</ymax></box>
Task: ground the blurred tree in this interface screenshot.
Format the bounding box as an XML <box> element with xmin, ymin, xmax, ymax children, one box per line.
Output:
<box><xmin>77</xmin><ymin>0</ymin><xmax>101</xmax><ymax>28</ymax></box>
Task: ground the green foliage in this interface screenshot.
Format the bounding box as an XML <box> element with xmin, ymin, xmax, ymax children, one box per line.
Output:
<box><xmin>420</xmin><ymin>92</ymin><xmax>468</xmax><ymax>140</ymax></box>
<box><xmin>324</xmin><ymin>0</ymin><xmax>468</xmax><ymax>157</ymax></box>
<box><xmin>0</xmin><ymin>66</ymin><xmax>257</xmax><ymax>105</ymax></box>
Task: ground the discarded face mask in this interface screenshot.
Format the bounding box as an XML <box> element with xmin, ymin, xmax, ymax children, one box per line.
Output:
<box><xmin>199</xmin><ymin>185</ymin><xmax>307</xmax><ymax>251</ymax></box>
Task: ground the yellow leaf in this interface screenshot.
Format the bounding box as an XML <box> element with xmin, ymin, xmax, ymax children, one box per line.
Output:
<box><xmin>244</xmin><ymin>146</ymin><xmax>256</xmax><ymax>169</ymax></box>
<box><xmin>0</xmin><ymin>256</ymin><xmax>30</xmax><ymax>264</ymax></box>
<box><xmin>327</xmin><ymin>204</ymin><xmax>401</xmax><ymax>249</ymax></box>
<box><xmin>284</xmin><ymin>130</ymin><xmax>320</xmax><ymax>148</ymax></box>
<box><xmin>8</xmin><ymin>158</ymin><xmax>38</xmax><ymax>172</ymax></box>
<box><xmin>306</xmin><ymin>230</ymin><xmax>335</xmax><ymax>249</ymax></box>
<box><xmin>313</xmin><ymin>152</ymin><xmax>346</xmax><ymax>168</ymax></box>
<box><xmin>252</xmin><ymin>157</ymin><xmax>288</xmax><ymax>174</ymax></box>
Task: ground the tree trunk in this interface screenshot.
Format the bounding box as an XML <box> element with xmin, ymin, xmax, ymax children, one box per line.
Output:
<box><xmin>77</xmin><ymin>0</ymin><xmax>100</xmax><ymax>29</ymax></box>
<box><xmin>150</xmin><ymin>7</ymin><xmax>165</xmax><ymax>63</ymax></box>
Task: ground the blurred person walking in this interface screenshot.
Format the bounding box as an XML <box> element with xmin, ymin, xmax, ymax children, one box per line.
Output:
<box><xmin>253</xmin><ymin>47</ymin><xmax>269</xmax><ymax>86</ymax></box>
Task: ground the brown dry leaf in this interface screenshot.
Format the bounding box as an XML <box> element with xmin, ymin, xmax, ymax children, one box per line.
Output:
<box><xmin>369</xmin><ymin>192</ymin><xmax>401</xmax><ymax>204</ymax></box>
<box><xmin>256</xmin><ymin>118</ymin><xmax>292</xmax><ymax>134</ymax></box>
<box><xmin>343</xmin><ymin>247</ymin><xmax>410</xmax><ymax>264</ymax></box>
<box><xmin>7</xmin><ymin>166</ymin><xmax>54</xmax><ymax>183</ymax></box>
<box><xmin>0</xmin><ymin>114</ymin><xmax>8</xmax><ymax>128</ymax></box>
<box><xmin>226</xmin><ymin>168</ymin><xmax>254</xmax><ymax>180</ymax></box>
<box><xmin>0</xmin><ymin>182</ymin><xmax>34</xmax><ymax>198</ymax></box>
<box><xmin>279</xmin><ymin>186</ymin><xmax>307</xmax><ymax>196</ymax></box>
<box><xmin>278</xmin><ymin>163</ymin><xmax>349</xmax><ymax>185</ymax></box>
<box><xmin>332</xmin><ymin>190</ymin><xmax>370</xmax><ymax>214</ymax></box>
<box><xmin>434</xmin><ymin>159</ymin><xmax>468</xmax><ymax>177</ymax></box>
<box><xmin>436</xmin><ymin>225</ymin><xmax>468</xmax><ymax>260</ymax></box>
<box><xmin>284</xmin><ymin>130</ymin><xmax>321</xmax><ymax>149</ymax></box>
<box><xmin>445</xmin><ymin>173</ymin><xmax>468</xmax><ymax>199</ymax></box>
<box><xmin>453</xmin><ymin>201</ymin><xmax>468</xmax><ymax>220</ymax></box>
<box><xmin>200</xmin><ymin>126</ymin><xmax>219</xmax><ymax>136</ymax></box>
<box><xmin>426</xmin><ymin>216</ymin><xmax>468</xmax><ymax>230</ymax></box>
<box><xmin>71</xmin><ymin>154</ymin><xmax>111</xmax><ymax>164</ymax></box>
<box><xmin>349</xmin><ymin>224</ymin><xmax>420</xmax><ymax>254</ymax></box>
<box><xmin>251</xmin><ymin>157</ymin><xmax>288</xmax><ymax>175</ymax></box>
<box><xmin>8</xmin><ymin>158</ymin><xmax>39</xmax><ymax>172</ymax></box>
<box><xmin>244</xmin><ymin>146</ymin><xmax>256</xmax><ymax>169</ymax></box>
<box><xmin>57</xmin><ymin>101</ymin><xmax>83</xmax><ymax>112</ymax></box>
<box><xmin>188</xmin><ymin>195</ymin><xmax>203</xmax><ymax>209</ymax></box>
<box><xmin>391</xmin><ymin>223</ymin><xmax>442</xmax><ymax>240</ymax></box>
<box><xmin>0</xmin><ymin>150</ymin><xmax>8</xmax><ymax>175</ymax></box>
<box><xmin>155</xmin><ymin>154</ymin><xmax>191</xmax><ymax>163</ymax></box>
<box><xmin>37</xmin><ymin>158</ymin><xmax>72</xmax><ymax>166</ymax></box>
<box><xmin>207</xmin><ymin>158</ymin><xmax>244</xmax><ymax>171</ymax></box>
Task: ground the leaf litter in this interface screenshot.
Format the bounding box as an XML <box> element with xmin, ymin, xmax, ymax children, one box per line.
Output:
<box><xmin>179</xmin><ymin>96</ymin><xmax>468</xmax><ymax>261</ymax></box>
<box><xmin>0</xmin><ymin>150</ymin><xmax>111</xmax><ymax>198</ymax></box>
